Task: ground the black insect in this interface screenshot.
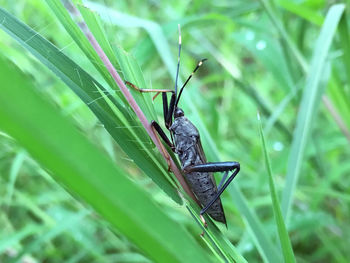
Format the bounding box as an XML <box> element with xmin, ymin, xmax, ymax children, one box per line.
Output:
<box><xmin>127</xmin><ymin>26</ymin><xmax>240</xmax><ymax>225</ymax></box>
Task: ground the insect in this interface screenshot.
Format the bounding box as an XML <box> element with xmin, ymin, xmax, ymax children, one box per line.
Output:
<box><xmin>126</xmin><ymin>25</ymin><xmax>240</xmax><ymax>225</ymax></box>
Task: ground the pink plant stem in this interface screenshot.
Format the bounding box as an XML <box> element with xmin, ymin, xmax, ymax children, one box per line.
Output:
<box><xmin>66</xmin><ymin>3</ymin><xmax>199</xmax><ymax>205</ymax></box>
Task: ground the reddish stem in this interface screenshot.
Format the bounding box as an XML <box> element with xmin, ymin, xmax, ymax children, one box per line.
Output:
<box><xmin>65</xmin><ymin>2</ymin><xmax>199</xmax><ymax>205</ymax></box>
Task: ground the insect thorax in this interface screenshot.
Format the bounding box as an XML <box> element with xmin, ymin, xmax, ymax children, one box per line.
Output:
<box><xmin>170</xmin><ymin>116</ymin><xmax>201</xmax><ymax>168</ymax></box>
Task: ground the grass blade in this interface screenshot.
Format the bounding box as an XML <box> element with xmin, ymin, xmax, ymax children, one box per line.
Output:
<box><xmin>228</xmin><ymin>185</ymin><xmax>282</xmax><ymax>263</ymax></box>
<box><xmin>0</xmin><ymin>6</ymin><xmax>182</xmax><ymax>204</ymax></box>
<box><xmin>0</xmin><ymin>55</ymin><xmax>211</xmax><ymax>263</ymax></box>
<box><xmin>258</xmin><ymin>113</ymin><xmax>296</xmax><ymax>263</ymax></box>
<box><xmin>259</xmin><ymin>0</ymin><xmax>308</xmax><ymax>73</ymax></box>
<box><xmin>281</xmin><ymin>4</ymin><xmax>345</xmax><ymax>223</ymax></box>
<box><xmin>82</xmin><ymin>4</ymin><xmax>287</xmax><ymax>261</ymax></box>
<box><xmin>276</xmin><ymin>0</ymin><xmax>324</xmax><ymax>26</ymax></box>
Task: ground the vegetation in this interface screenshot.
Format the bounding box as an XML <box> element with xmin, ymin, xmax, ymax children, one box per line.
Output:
<box><xmin>0</xmin><ymin>0</ymin><xmax>349</xmax><ymax>262</ymax></box>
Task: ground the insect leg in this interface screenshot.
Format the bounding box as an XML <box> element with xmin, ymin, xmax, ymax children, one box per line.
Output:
<box><xmin>151</xmin><ymin>121</ymin><xmax>175</xmax><ymax>151</ymax></box>
<box><xmin>217</xmin><ymin>171</ymin><xmax>228</xmax><ymax>190</ymax></box>
<box><xmin>125</xmin><ymin>81</ymin><xmax>173</xmax><ymax>100</ymax></box>
<box><xmin>184</xmin><ymin>162</ymin><xmax>240</xmax><ymax>215</ymax></box>
<box><xmin>124</xmin><ymin>81</ymin><xmax>175</xmax><ymax>128</ymax></box>
<box><xmin>151</xmin><ymin>121</ymin><xmax>174</xmax><ymax>171</ymax></box>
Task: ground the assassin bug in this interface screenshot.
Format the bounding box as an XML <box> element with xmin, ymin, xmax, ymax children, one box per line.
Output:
<box><xmin>126</xmin><ymin>25</ymin><xmax>240</xmax><ymax>225</ymax></box>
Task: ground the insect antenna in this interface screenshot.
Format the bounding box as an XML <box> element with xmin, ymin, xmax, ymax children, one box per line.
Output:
<box><xmin>174</xmin><ymin>24</ymin><xmax>182</xmax><ymax>97</ymax></box>
<box><xmin>175</xmin><ymin>58</ymin><xmax>207</xmax><ymax>107</ymax></box>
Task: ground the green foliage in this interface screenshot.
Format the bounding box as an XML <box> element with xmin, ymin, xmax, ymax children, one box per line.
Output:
<box><xmin>258</xmin><ymin>113</ymin><xmax>295</xmax><ymax>263</ymax></box>
<box><xmin>0</xmin><ymin>0</ymin><xmax>349</xmax><ymax>262</ymax></box>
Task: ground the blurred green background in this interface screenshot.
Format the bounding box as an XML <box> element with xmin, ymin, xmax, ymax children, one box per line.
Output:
<box><xmin>0</xmin><ymin>0</ymin><xmax>349</xmax><ymax>262</ymax></box>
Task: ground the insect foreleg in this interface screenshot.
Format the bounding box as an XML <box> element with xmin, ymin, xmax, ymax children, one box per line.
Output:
<box><xmin>124</xmin><ymin>81</ymin><xmax>175</xmax><ymax>128</ymax></box>
<box><xmin>184</xmin><ymin>162</ymin><xmax>240</xmax><ymax>216</ymax></box>
<box><xmin>125</xmin><ymin>81</ymin><xmax>173</xmax><ymax>101</ymax></box>
<box><xmin>151</xmin><ymin>121</ymin><xmax>175</xmax><ymax>151</ymax></box>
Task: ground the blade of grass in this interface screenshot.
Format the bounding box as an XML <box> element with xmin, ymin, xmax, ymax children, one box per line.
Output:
<box><xmin>80</xmin><ymin>3</ymin><xmax>254</xmax><ymax>260</ymax></box>
<box><xmin>0</xmin><ymin>55</ymin><xmax>211</xmax><ymax>263</ymax></box>
<box><xmin>338</xmin><ymin>12</ymin><xmax>350</xmax><ymax>89</ymax></box>
<box><xmin>262</xmin><ymin>0</ymin><xmax>350</xmax><ymax>143</ymax></box>
<box><xmin>45</xmin><ymin>0</ymin><xmax>126</xmax><ymax>103</ymax></box>
<box><xmin>0</xmin><ymin>7</ymin><xmax>182</xmax><ymax>204</ymax></box>
<box><xmin>0</xmin><ymin>225</ymin><xmax>41</xmax><ymax>253</ymax></box>
<box><xmin>281</xmin><ymin>4</ymin><xmax>345</xmax><ymax>223</ymax></box>
<box><xmin>82</xmin><ymin>3</ymin><xmax>285</xmax><ymax>261</ymax></box>
<box><xmin>63</xmin><ymin>6</ymin><xmax>246</xmax><ymax>262</ymax></box>
<box><xmin>186</xmin><ymin>204</ymin><xmax>248</xmax><ymax>263</ymax></box>
<box><xmin>9</xmin><ymin>211</ymin><xmax>90</xmax><ymax>263</ymax></box>
<box><xmin>328</xmin><ymin>13</ymin><xmax>350</xmax><ymax>135</ymax></box>
<box><xmin>231</xmin><ymin>30</ymin><xmax>295</xmax><ymax>92</ymax></box>
<box><xmin>76</xmin><ymin>2</ymin><xmax>180</xmax><ymax>185</ymax></box>
<box><xmin>258</xmin><ymin>113</ymin><xmax>296</xmax><ymax>263</ymax></box>
<box><xmin>76</xmin><ymin>2</ymin><xmax>157</xmax><ymax>121</ymax></box>
<box><xmin>276</xmin><ymin>0</ymin><xmax>324</xmax><ymax>26</ymax></box>
<box><xmin>258</xmin><ymin>0</ymin><xmax>308</xmax><ymax>73</ymax></box>
<box><xmin>192</xmin><ymin>30</ymin><xmax>292</xmax><ymax>140</ymax></box>
<box><xmin>3</xmin><ymin>150</ymin><xmax>26</xmax><ymax>206</ymax></box>
<box><xmin>63</xmin><ymin>1</ymin><xmax>198</xmax><ymax>207</ymax></box>
<box><xmin>228</xmin><ymin>184</ymin><xmax>282</xmax><ymax>263</ymax></box>
<box><xmin>84</xmin><ymin>1</ymin><xmax>178</xmax><ymax>79</ymax></box>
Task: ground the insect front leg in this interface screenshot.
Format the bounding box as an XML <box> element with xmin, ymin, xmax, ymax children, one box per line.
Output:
<box><xmin>125</xmin><ymin>81</ymin><xmax>173</xmax><ymax>101</ymax></box>
<box><xmin>124</xmin><ymin>81</ymin><xmax>175</xmax><ymax>128</ymax></box>
<box><xmin>184</xmin><ymin>161</ymin><xmax>240</xmax><ymax>216</ymax></box>
<box><xmin>151</xmin><ymin>121</ymin><xmax>175</xmax><ymax>151</ymax></box>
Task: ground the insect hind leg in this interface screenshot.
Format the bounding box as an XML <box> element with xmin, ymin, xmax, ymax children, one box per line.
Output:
<box><xmin>184</xmin><ymin>161</ymin><xmax>240</xmax><ymax>216</ymax></box>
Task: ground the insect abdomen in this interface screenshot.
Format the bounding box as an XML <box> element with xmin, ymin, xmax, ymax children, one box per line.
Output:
<box><xmin>170</xmin><ymin>116</ymin><xmax>226</xmax><ymax>223</ymax></box>
<box><xmin>184</xmin><ymin>171</ymin><xmax>226</xmax><ymax>223</ymax></box>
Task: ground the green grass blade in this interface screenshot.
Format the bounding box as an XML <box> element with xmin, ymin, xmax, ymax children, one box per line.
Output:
<box><xmin>228</xmin><ymin>185</ymin><xmax>282</xmax><ymax>263</ymax></box>
<box><xmin>3</xmin><ymin>150</ymin><xmax>26</xmax><ymax>206</ymax></box>
<box><xmin>281</xmin><ymin>4</ymin><xmax>345</xmax><ymax>223</ymax></box>
<box><xmin>82</xmin><ymin>4</ymin><xmax>286</xmax><ymax>261</ymax></box>
<box><xmin>276</xmin><ymin>0</ymin><xmax>324</xmax><ymax>26</ymax></box>
<box><xmin>258</xmin><ymin>113</ymin><xmax>296</xmax><ymax>263</ymax></box>
<box><xmin>192</xmin><ymin>31</ymin><xmax>292</xmax><ymax>140</ymax></box>
<box><xmin>338</xmin><ymin>12</ymin><xmax>350</xmax><ymax>88</ymax></box>
<box><xmin>231</xmin><ymin>30</ymin><xmax>294</xmax><ymax>92</ymax></box>
<box><xmin>259</xmin><ymin>0</ymin><xmax>308</xmax><ymax>73</ymax></box>
<box><xmin>45</xmin><ymin>0</ymin><xmax>125</xmax><ymax>102</ymax></box>
<box><xmin>84</xmin><ymin>1</ymin><xmax>178</xmax><ymax>84</ymax></box>
<box><xmin>0</xmin><ymin>55</ymin><xmax>211</xmax><ymax>263</ymax></box>
<box><xmin>74</xmin><ymin>3</ymin><xmax>179</xmax><ymax>188</ymax></box>
<box><xmin>0</xmin><ymin>225</ymin><xmax>41</xmax><ymax>253</ymax></box>
<box><xmin>329</xmin><ymin>12</ymin><xmax>350</xmax><ymax>134</ymax></box>
<box><xmin>75</xmin><ymin>1</ymin><xmax>157</xmax><ymax>122</ymax></box>
<box><xmin>9</xmin><ymin>211</ymin><xmax>90</xmax><ymax>263</ymax></box>
<box><xmin>0</xmin><ymin>7</ymin><xmax>181</xmax><ymax>204</ymax></box>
